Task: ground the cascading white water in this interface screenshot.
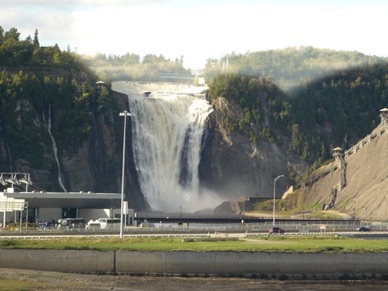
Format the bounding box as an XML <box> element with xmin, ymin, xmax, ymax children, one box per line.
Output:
<box><xmin>45</xmin><ymin>105</ymin><xmax>67</xmax><ymax>192</ymax></box>
<box><xmin>112</xmin><ymin>82</ymin><xmax>221</xmax><ymax>212</ymax></box>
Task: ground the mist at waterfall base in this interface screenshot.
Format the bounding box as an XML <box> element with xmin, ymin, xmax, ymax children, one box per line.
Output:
<box><xmin>112</xmin><ymin>82</ymin><xmax>223</xmax><ymax>213</ymax></box>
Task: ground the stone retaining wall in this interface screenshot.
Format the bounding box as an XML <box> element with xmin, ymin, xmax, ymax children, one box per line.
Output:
<box><xmin>1</xmin><ymin>250</ymin><xmax>387</xmax><ymax>280</ymax></box>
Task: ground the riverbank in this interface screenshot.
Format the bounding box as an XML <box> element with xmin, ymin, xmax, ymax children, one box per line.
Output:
<box><xmin>2</xmin><ymin>268</ymin><xmax>388</xmax><ymax>291</ymax></box>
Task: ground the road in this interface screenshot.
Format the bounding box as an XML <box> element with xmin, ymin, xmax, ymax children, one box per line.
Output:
<box><xmin>0</xmin><ymin>229</ymin><xmax>386</xmax><ymax>240</ymax></box>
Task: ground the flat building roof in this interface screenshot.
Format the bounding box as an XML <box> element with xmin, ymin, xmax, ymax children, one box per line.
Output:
<box><xmin>1</xmin><ymin>191</ymin><xmax>121</xmax><ymax>209</ymax></box>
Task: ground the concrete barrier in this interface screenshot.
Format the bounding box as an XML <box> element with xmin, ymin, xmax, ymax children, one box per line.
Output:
<box><xmin>0</xmin><ymin>249</ymin><xmax>113</xmax><ymax>273</ymax></box>
<box><xmin>1</xmin><ymin>249</ymin><xmax>387</xmax><ymax>279</ymax></box>
<box><xmin>115</xmin><ymin>251</ymin><xmax>388</xmax><ymax>279</ymax></box>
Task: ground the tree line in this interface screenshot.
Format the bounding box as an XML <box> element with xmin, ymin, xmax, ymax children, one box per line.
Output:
<box><xmin>203</xmin><ymin>46</ymin><xmax>387</xmax><ymax>93</ymax></box>
<box><xmin>81</xmin><ymin>52</ymin><xmax>190</xmax><ymax>82</ymax></box>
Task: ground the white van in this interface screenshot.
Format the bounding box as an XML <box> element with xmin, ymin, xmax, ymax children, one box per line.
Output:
<box><xmin>86</xmin><ymin>218</ymin><xmax>121</xmax><ymax>229</ymax></box>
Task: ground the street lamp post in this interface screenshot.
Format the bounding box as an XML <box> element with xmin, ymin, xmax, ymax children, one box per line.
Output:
<box><xmin>273</xmin><ymin>175</ymin><xmax>284</xmax><ymax>226</ymax></box>
<box><xmin>119</xmin><ymin>110</ymin><xmax>131</xmax><ymax>238</ymax></box>
<box><xmin>145</xmin><ymin>196</ymin><xmax>148</xmax><ymax>220</ymax></box>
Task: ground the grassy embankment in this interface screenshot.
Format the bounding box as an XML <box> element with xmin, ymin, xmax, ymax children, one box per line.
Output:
<box><xmin>1</xmin><ymin>236</ymin><xmax>387</xmax><ymax>290</ymax></box>
<box><xmin>0</xmin><ymin>236</ymin><xmax>387</xmax><ymax>252</ymax></box>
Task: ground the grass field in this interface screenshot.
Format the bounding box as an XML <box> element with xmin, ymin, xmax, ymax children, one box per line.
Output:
<box><xmin>0</xmin><ymin>235</ymin><xmax>387</xmax><ymax>252</ymax></box>
<box><xmin>1</xmin><ymin>235</ymin><xmax>388</xmax><ymax>290</ymax></box>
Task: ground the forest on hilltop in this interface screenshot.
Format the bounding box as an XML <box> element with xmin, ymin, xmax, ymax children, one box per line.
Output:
<box><xmin>0</xmin><ymin>27</ymin><xmax>119</xmax><ymax>170</ymax></box>
<box><xmin>203</xmin><ymin>46</ymin><xmax>387</xmax><ymax>93</ymax></box>
<box><xmin>1</xmin><ymin>26</ymin><xmax>387</xmax><ymax>182</ymax></box>
<box><xmin>81</xmin><ymin>52</ymin><xmax>191</xmax><ymax>82</ymax></box>
<box><xmin>207</xmin><ymin>61</ymin><xmax>388</xmax><ymax>177</ymax></box>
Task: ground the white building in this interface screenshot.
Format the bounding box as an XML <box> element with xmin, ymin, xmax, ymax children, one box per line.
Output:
<box><xmin>0</xmin><ymin>172</ymin><xmax>134</xmax><ymax>227</ymax></box>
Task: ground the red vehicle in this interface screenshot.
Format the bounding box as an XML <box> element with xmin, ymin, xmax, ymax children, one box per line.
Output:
<box><xmin>268</xmin><ymin>226</ymin><xmax>285</xmax><ymax>234</ymax></box>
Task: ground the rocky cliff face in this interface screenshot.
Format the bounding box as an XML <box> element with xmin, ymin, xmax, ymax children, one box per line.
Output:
<box><xmin>6</xmin><ymin>83</ymin><xmax>286</xmax><ymax>212</ymax></box>
<box><xmin>0</xmin><ymin>90</ymin><xmax>126</xmax><ymax>195</ymax></box>
<box><xmin>199</xmin><ymin>95</ymin><xmax>305</xmax><ymax>202</ymax></box>
<box><xmin>119</xmin><ymin>85</ymin><xmax>307</xmax><ymax>211</ymax></box>
<box><xmin>61</xmin><ymin>108</ymin><xmax>119</xmax><ymax>193</ymax></box>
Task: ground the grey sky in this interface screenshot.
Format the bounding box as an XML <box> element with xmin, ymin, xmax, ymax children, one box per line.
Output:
<box><xmin>1</xmin><ymin>0</ymin><xmax>387</xmax><ymax>69</ymax></box>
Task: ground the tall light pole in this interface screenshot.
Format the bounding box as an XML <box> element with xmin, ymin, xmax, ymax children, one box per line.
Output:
<box><xmin>273</xmin><ymin>175</ymin><xmax>284</xmax><ymax>226</ymax></box>
<box><xmin>119</xmin><ymin>110</ymin><xmax>131</xmax><ymax>238</ymax></box>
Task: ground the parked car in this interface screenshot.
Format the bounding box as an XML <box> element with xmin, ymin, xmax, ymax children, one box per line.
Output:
<box><xmin>357</xmin><ymin>226</ymin><xmax>371</xmax><ymax>232</ymax></box>
<box><xmin>268</xmin><ymin>226</ymin><xmax>285</xmax><ymax>234</ymax></box>
<box><xmin>37</xmin><ymin>222</ymin><xmax>56</xmax><ymax>229</ymax></box>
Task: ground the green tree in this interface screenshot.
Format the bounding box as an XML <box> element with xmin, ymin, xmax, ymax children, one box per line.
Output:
<box><xmin>0</xmin><ymin>26</ymin><xmax>4</xmax><ymax>45</ymax></box>
<box><xmin>33</xmin><ymin>29</ymin><xmax>40</xmax><ymax>47</ymax></box>
<box><xmin>4</xmin><ymin>27</ymin><xmax>20</xmax><ymax>41</ymax></box>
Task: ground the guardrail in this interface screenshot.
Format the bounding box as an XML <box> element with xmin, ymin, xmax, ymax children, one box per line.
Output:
<box><xmin>1</xmin><ymin>231</ymin><xmax>386</xmax><ymax>240</ymax></box>
<box><xmin>1</xmin><ymin>229</ymin><xmax>386</xmax><ymax>240</ymax></box>
<box><xmin>1</xmin><ymin>220</ymin><xmax>386</xmax><ymax>239</ymax></box>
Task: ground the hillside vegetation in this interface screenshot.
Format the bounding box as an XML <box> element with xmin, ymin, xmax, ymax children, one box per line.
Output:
<box><xmin>78</xmin><ymin>45</ymin><xmax>388</xmax><ymax>176</ymax></box>
<box><xmin>203</xmin><ymin>47</ymin><xmax>387</xmax><ymax>92</ymax></box>
<box><xmin>0</xmin><ymin>27</ymin><xmax>118</xmax><ymax>171</ymax></box>
<box><xmin>1</xmin><ymin>26</ymin><xmax>387</xmax><ymax>215</ymax></box>
<box><xmin>207</xmin><ymin>62</ymin><xmax>388</xmax><ymax>176</ymax></box>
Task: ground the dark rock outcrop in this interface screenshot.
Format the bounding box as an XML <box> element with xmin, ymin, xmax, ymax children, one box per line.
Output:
<box><xmin>0</xmin><ymin>91</ymin><xmax>127</xmax><ymax>195</ymax></box>
<box><xmin>199</xmin><ymin>96</ymin><xmax>305</xmax><ymax>201</ymax></box>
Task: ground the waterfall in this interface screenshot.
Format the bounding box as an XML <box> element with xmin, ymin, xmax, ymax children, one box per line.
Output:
<box><xmin>113</xmin><ymin>82</ymin><xmax>220</xmax><ymax>212</ymax></box>
<box><xmin>46</xmin><ymin>105</ymin><xmax>67</xmax><ymax>192</ymax></box>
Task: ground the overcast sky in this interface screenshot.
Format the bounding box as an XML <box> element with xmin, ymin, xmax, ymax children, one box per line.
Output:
<box><xmin>1</xmin><ymin>0</ymin><xmax>387</xmax><ymax>69</ymax></box>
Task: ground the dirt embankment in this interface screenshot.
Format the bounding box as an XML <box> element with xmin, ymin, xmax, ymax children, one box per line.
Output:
<box><xmin>1</xmin><ymin>268</ymin><xmax>388</xmax><ymax>291</ymax></box>
<box><xmin>302</xmin><ymin>127</ymin><xmax>388</xmax><ymax>221</ymax></box>
<box><xmin>1</xmin><ymin>268</ymin><xmax>259</xmax><ymax>291</ymax></box>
